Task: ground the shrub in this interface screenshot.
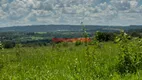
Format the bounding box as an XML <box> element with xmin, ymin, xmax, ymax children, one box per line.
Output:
<box><xmin>116</xmin><ymin>31</ymin><xmax>142</xmax><ymax>74</ymax></box>
<box><xmin>95</xmin><ymin>31</ymin><xmax>115</xmax><ymax>42</ymax></box>
<box><xmin>2</xmin><ymin>41</ymin><xmax>15</xmax><ymax>49</ymax></box>
<box><xmin>130</xmin><ymin>32</ymin><xmax>142</xmax><ymax>38</ymax></box>
<box><xmin>114</xmin><ymin>30</ymin><xmax>131</xmax><ymax>43</ymax></box>
<box><xmin>75</xmin><ymin>41</ymin><xmax>82</xmax><ymax>46</ymax></box>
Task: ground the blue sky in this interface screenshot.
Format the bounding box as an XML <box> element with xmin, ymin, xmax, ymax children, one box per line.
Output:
<box><xmin>0</xmin><ymin>0</ymin><xmax>142</xmax><ymax>27</ymax></box>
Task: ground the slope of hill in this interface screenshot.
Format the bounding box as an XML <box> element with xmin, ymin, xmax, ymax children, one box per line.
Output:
<box><xmin>0</xmin><ymin>25</ymin><xmax>142</xmax><ymax>32</ymax></box>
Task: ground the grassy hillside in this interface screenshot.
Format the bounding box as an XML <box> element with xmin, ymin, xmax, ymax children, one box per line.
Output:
<box><xmin>0</xmin><ymin>40</ymin><xmax>142</xmax><ymax>80</ymax></box>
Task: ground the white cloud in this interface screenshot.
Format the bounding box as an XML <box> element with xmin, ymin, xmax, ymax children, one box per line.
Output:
<box><xmin>0</xmin><ymin>0</ymin><xmax>8</xmax><ymax>5</ymax></box>
<box><xmin>0</xmin><ymin>7</ymin><xmax>7</xmax><ymax>20</ymax></box>
<box><xmin>7</xmin><ymin>0</ymin><xmax>31</xmax><ymax>19</ymax></box>
<box><xmin>0</xmin><ymin>0</ymin><xmax>142</xmax><ymax>27</ymax></box>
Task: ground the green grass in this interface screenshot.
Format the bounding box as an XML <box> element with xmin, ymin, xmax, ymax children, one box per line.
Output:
<box><xmin>0</xmin><ymin>42</ymin><xmax>142</xmax><ymax>80</ymax></box>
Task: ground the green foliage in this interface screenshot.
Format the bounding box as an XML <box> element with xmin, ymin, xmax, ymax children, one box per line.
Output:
<box><xmin>2</xmin><ymin>41</ymin><xmax>15</xmax><ymax>49</ymax></box>
<box><xmin>0</xmin><ymin>36</ymin><xmax>142</xmax><ymax>79</ymax></box>
<box><xmin>60</xmin><ymin>42</ymin><xmax>69</xmax><ymax>47</ymax></box>
<box><xmin>116</xmin><ymin>31</ymin><xmax>142</xmax><ymax>74</ymax></box>
<box><xmin>115</xmin><ymin>30</ymin><xmax>131</xmax><ymax>43</ymax></box>
<box><xmin>130</xmin><ymin>32</ymin><xmax>142</xmax><ymax>38</ymax></box>
<box><xmin>95</xmin><ymin>31</ymin><xmax>115</xmax><ymax>42</ymax></box>
<box><xmin>15</xmin><ymin>44</ymin><xmax>23</xmax><ymax>48</ymax></box>
<box><xmin>81</xmin><ymin>23</ymin><xmax>89</xmax><ymax>46</ymax></box>
<box><xmin>81</xmin><ymin>22</ymin><xmax>89</xmax><ymax>38</ymax></box>
<box><xmin>0</xmin><ymin>41</ymin><xmax>3</xmax><ymax>49</ymax></box>
<box><xmin>75</xmin><ymin>41</ymin><xmax>82</xmax><ymax>46</ymax></box>
<box><xmin>0</xmin><ymin>58</ymin><xmax>4</xmax><ymax>71</ymax></box>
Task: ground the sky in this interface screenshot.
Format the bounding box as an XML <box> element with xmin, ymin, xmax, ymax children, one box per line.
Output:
<box><xmin>0</xmin><ymin>0</ymin><xmax>142</xmax><ymax>27</ymax></box>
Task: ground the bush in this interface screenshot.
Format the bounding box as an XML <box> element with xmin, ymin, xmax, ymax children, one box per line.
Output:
<box><xmin>2</xmin><ymin>41</ymin><xmax>15</xmax><ymax>49</ymax></box>
<box><xmin>116</xmin><ymin>31</ymin><xmax>142</xmax><ymax>74</ymax></box>
<box><xmin>130</xmin><ymin>32</ymin><xmax>142</xmax><ymax>38</ymax></box>
<box><xmin>95</xmin><ymin>31</ymin><xmax>115</xmax><ymax>42</ymax></box>
<box><xmin>115</xmin><ymin>30</ymin><xmax>131</xmax><ymax>43</ymax></box>
<box><xmin>75</xmin><ymin>41</ymin><xmax>82</xmax><ymax>46</ymax></box>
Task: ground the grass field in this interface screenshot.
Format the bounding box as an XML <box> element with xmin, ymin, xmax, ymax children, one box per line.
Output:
<box><xmin>0</xmin><ymin>41</ymin><xmax>142</xmax><ymax>80</ymax></box>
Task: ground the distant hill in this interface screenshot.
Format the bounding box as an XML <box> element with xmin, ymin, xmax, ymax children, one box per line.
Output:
<box><xmin>0</xmin><ymin>25</ymin><xmax>142</xmax><ymax>32</ymax></box>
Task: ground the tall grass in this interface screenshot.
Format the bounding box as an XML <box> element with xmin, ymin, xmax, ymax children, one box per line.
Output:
<box><xmin>0</xmin><ymin>39</ymin><xmax>142</xmax><ymax>79</ymax></box>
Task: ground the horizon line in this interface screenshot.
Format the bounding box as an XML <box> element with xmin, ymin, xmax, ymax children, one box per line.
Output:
<box><xmin>1</xmin><ymin>24</ymin><xmax>142</xmax><ymax>28</ymax></box>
